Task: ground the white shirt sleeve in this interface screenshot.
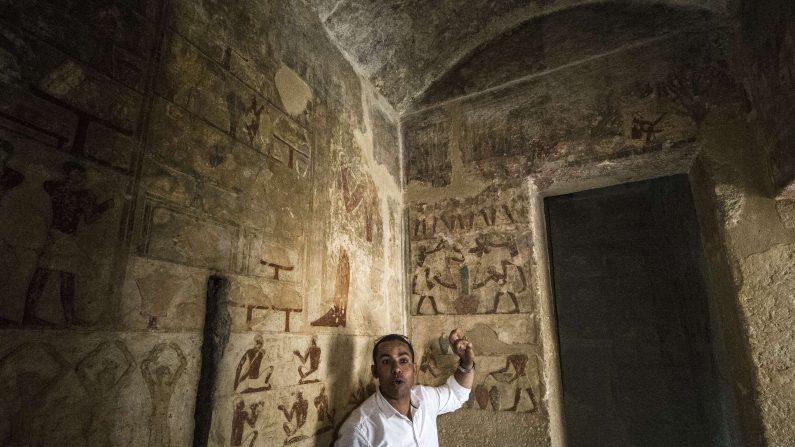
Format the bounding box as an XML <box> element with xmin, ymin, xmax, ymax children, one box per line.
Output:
<box><xmin>426</xmin><ymin>375</ymin><xmax>471</xmax><ymax>415</ymax></box>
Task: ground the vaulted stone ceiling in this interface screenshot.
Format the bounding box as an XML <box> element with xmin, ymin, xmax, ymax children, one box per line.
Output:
<box><xmin>308</xmin><ymin>0</ymin><xmax>728</xmax><ymax>113</ymax></box>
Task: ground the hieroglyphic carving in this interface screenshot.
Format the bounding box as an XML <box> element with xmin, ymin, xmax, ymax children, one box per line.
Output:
<box><xmin>410</xmin><ymin>189</ymin><xmax>532</xmax><ymax>315</ymax></box>
<box><xmin>243</xmin><ymin>96</ymin><xmax>266</xmax><ymax>146</ymax></box>
<box><xmin>279</xmin><ymin>392</ymin><xmax>308</xmax><ymax>444</ymax></box>
<box><xmin>311</xmin><ymin>248</ymin><xmax>349</xmax><ymax>327</ymax></box>
<box><xmin>259</xmin><ymin>259</ymin><xmax>294</xmax><ymax>280</ymax></box>
<box><xmin>631</xmin><ymin>112</ymin><xmax>666</xmax><ymax>143</ymax></box>
<box><xmin>24</xmin><ymin>161</ymin><xmax>114</xmax><ymax>327</ymax></box>
<box><xmin>412</xmin><ymin>240</ymin><xmax>445</xmax><ymax>315</ymax></box>
<box><xmin>141</xmin><ymin>343</ymin><xmax>187</xmax><ymax>447</ymax></box>
<box><xmin>75</xmin><ymin>340</ymin><xmax>136</xmax><ymax>445</ymax></box>
<box><xmin>230</xmin><ymin>398</ymin><xmax>264</xmax><ymax>447</ymax></box>
<box><xmin>411</xmin><ymin>197</ymin><xmax>528</xmax><ymax>241</ymax></box>
<box><xmin>313</xmin><ymin>386</ymin><xmax>335</xmax><ymax>434</ymax></box>
<box><xmin>293</xmin><ymin>337</ymin><xmax>320</xmax><ymax>384</ymax></box>
<box><xmin>233</xmin><ymin>335</ymin><xmax>273</xmax><ymax>393</ymax></box>
<box><xmin>487</xmin><ymin>354</ymin><xmax>538</xmax><ymax>412</ymax></box>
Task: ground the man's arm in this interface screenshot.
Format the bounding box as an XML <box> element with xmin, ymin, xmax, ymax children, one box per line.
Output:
<box><xmin>449</xmin><ymin>328</ymin><xmax>475</xmax><ymax>389</ymax></box>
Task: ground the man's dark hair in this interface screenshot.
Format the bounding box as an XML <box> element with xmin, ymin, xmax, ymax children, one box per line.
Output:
<box><xmin>372</xmin><ymin>334</ymin><xmax>415</xmax><ymax>365</ymax></box>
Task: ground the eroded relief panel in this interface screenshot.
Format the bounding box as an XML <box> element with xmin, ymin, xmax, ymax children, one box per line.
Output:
<box><xmin>0</xmin><ymin>332</ymin><xmax>199</xmax><ymax>446</ymax></box>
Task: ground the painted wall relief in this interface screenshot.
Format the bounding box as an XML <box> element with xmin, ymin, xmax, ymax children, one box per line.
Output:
<box><xmin>231</xmin><ymin>398</ymin><xmax>264</xmax><ymax>447</ymax></box>
<box><xmin>416</xmin><ymin>324</ymin><xmax>542</xmax><ymax>414</ymax></box>
<box><xmin>312</xmin><ymin>248</ymin><xmax>349</xmax><ymax>327</ymax></box>
<box><xmin>402</xmin><ymin>115</ymin><xmax>452</xmax><ymax>187</ymax></box>
<box><xmin>221</xmin><ymin>334</ymin><xmax>340</xmax><ymax>446</ymax></box>
<box><xmin>279</xmin><ymin>391</ymin><xmax>309</xmax><ymax>443</ymax></box>
<box><xmin>313</xmin><ymin>386</ymin><xmax>335</xmax><ymax>434</ymax></box>
<box><xmin>293</xmin><ymin>336</ymin><xmax>321</xmax><ymax>384</ymax></box>
<box><xmin>76</xmin><ymin>340</ymin><xmax>136</xmax><ymax>445</ymax></box>
<box><xmin>0</xmin><ymin>134</ymin><xmax>125</xmax><ymax>328</ymax></box>
<box><xmin>410</xmin><ymin>191</ymin><xmax>532</xmax><ymax>316</ymax></box>
<box><xmin>0</xmin><ymin>338</ymin><xmax>192</xmax><ymax>446</ymax></box>
<box><xmin>24</xmin><ymin>161</ymin><xmax>115</xmax><ymax>327</ymax></box>
<box><xmin>338</xmin><ymin>164</ymin><xmax>382</xmax><ymax>245</ymax></box>
<box><xmin>141</xmin><ymin>343</ymin><xmax>187</xmax><ymax>447</ymax></box>
<box><xmin>0</xmin><ymin>342</ymin><xmax>70</xmax><ymax>446</ymax></box>
<box><xmin>234</xmin><ymin>335</ymin><xmax>274</xmax><ymax>393</ymax></box>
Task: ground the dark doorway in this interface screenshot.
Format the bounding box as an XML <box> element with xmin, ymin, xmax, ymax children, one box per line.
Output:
<box><xmin>545</xmin><ymin>175</ymin><xmax>730</xmax><ymax>446</ymax></box>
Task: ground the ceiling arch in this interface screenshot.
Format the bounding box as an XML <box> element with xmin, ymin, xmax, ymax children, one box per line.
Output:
<box><xmin>309</xmin><ymin>0</ymin><xmax>726</xmax><ymax>113</ymax></box>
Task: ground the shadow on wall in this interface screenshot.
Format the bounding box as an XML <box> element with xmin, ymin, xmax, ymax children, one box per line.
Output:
<box><xmin>321</xmin><ymin>334</ymin><xmax>356</xmax><ymax>446</ymax></box>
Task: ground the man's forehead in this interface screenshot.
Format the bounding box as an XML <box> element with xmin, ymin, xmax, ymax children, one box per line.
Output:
<box><xmin>376</xmin><ymin>340</ymin><xmax>412</xmax><ymax>356</ymax></box>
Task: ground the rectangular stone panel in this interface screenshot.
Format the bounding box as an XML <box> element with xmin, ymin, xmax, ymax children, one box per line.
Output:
<box><xmin>138</xmin><ymin>158</ymin><xmax>198</xmax><ymax>208</ymax></box>
<box><xmin>402</xmin><ymin>112</ymin><xmax>451</xmax><ymax>187</ymax></box>
<box><xmin>36</xmin><ymin>59</ymin><xmax>143</xmax><ymax>133</ymax></box>
<box><xmin>147</xmin><ymin>98</ymin><xmax>270</xmax><ymax>193</ymax></box>
<box><xmin>140</xmin><ymin>200</ymin><xmax>238</xmax><ymax>270</ymax></box>
<box><xmin>0</xmin><ymin>1</ymin><xmax>153</xmax><ymax>91</ymax></box>
<box><xmin>157</xmin><ymin>33</ymin><xmax>234</xmax><ymax>132</ymax></box>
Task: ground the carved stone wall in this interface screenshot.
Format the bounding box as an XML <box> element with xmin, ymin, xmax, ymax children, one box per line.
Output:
<box><xmin>404</xmin><ymin>27</ymin><xmax>748</xmax><ymax>447</ymax></box>
<box><xmin>0</xmin><ymin>0</ymin><xmax>403</xmax><ymax>446</ymax></box>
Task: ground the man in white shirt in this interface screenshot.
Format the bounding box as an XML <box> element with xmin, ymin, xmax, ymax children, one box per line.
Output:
<box><xmin>336</xmin><ymin>329</ymin><xmax>475</xmax><ymax>446</ymax></box>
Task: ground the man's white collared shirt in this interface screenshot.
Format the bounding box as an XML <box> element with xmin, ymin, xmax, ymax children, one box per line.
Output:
<box><xmin>335</xmin><ymin>375</ymin><xmax>470</xmax><ymax>447</ymax></box>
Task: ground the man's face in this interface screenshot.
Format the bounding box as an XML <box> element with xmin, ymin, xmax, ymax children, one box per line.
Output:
<box><xmin>371</xmin><ymin>340</ymin><xmax>416</xmax><ymax>402</ymax></box>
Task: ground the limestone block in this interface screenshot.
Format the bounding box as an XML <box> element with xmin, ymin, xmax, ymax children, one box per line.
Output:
<box><xmin>38</xmin><ymin>59</ymin><xmax>142</xmax><ymax>133</ymax></box>
<box><xmin>119</xmin><ymin>256</ymin><xmax>207</xmax><ymax>330</ymax></box>
<box><xmin>139</xmin><ymin>200</ymin><xmax>238</xmax><ymax>271</ymax></box>
<box><xmin>158</xmin><ymin>33</ymin><xmax>232</xmax><ymax>132</ymax></box>
<box><xmin>147</xmin><ymin>98</ymin><xmax>271</xmax><ymax>194</ymax></box>
<box><xmin>776</xmin><ymin>199</ymin><xmax>795</xmax><ymax>228</ymax></box>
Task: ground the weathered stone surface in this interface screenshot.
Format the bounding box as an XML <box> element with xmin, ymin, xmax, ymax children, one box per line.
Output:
<box><xmin>315</xmin><ymin>0</ymin><xmax>725</xmax><ymax>112</ymax></box>
<box><xmin>738</xmin><ymin>244</ymin><xmax>795</xmax><ymax>444</ymax></box>
<box><xmin>731</xmin><ymin>0</ymin><xmax>795</xmax><ymax>199</ymax></box>
<box><xmin>1</xmin><ymin>0</ymin><xmax>791</xmax><ymax>445</ymax></box>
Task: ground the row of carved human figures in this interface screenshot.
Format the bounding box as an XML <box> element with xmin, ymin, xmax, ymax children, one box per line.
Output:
<box><xmin>412</xmin><ymin>237</ymin><xmax>528</xmax><ymax>314</ymax></box>
<box><xmin>233</xmin><ymin>335</ymin><xmax>322</xmax><ymax>394</ymax></box>
<box><xmin>230</xmin><ymin>385</ymin><xmax>336</xmax><ymax>447</ymax></box>
<box><xmin>0</xmin><ymin>340</ymin><xmax>185</xmax><ymax>447</ymax></box>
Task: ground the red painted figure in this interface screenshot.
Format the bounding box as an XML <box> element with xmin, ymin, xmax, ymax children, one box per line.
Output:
<box><xmin>23</xmin><ymin>162</ymin><xmax>113</xmax><ymax>326</ymax></box>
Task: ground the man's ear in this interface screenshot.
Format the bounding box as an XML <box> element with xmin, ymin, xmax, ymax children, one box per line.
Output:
<box><xmin>371</xmin><ymin>364</ymin><xmax>377</xmax><ymax>379</ymax></box>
